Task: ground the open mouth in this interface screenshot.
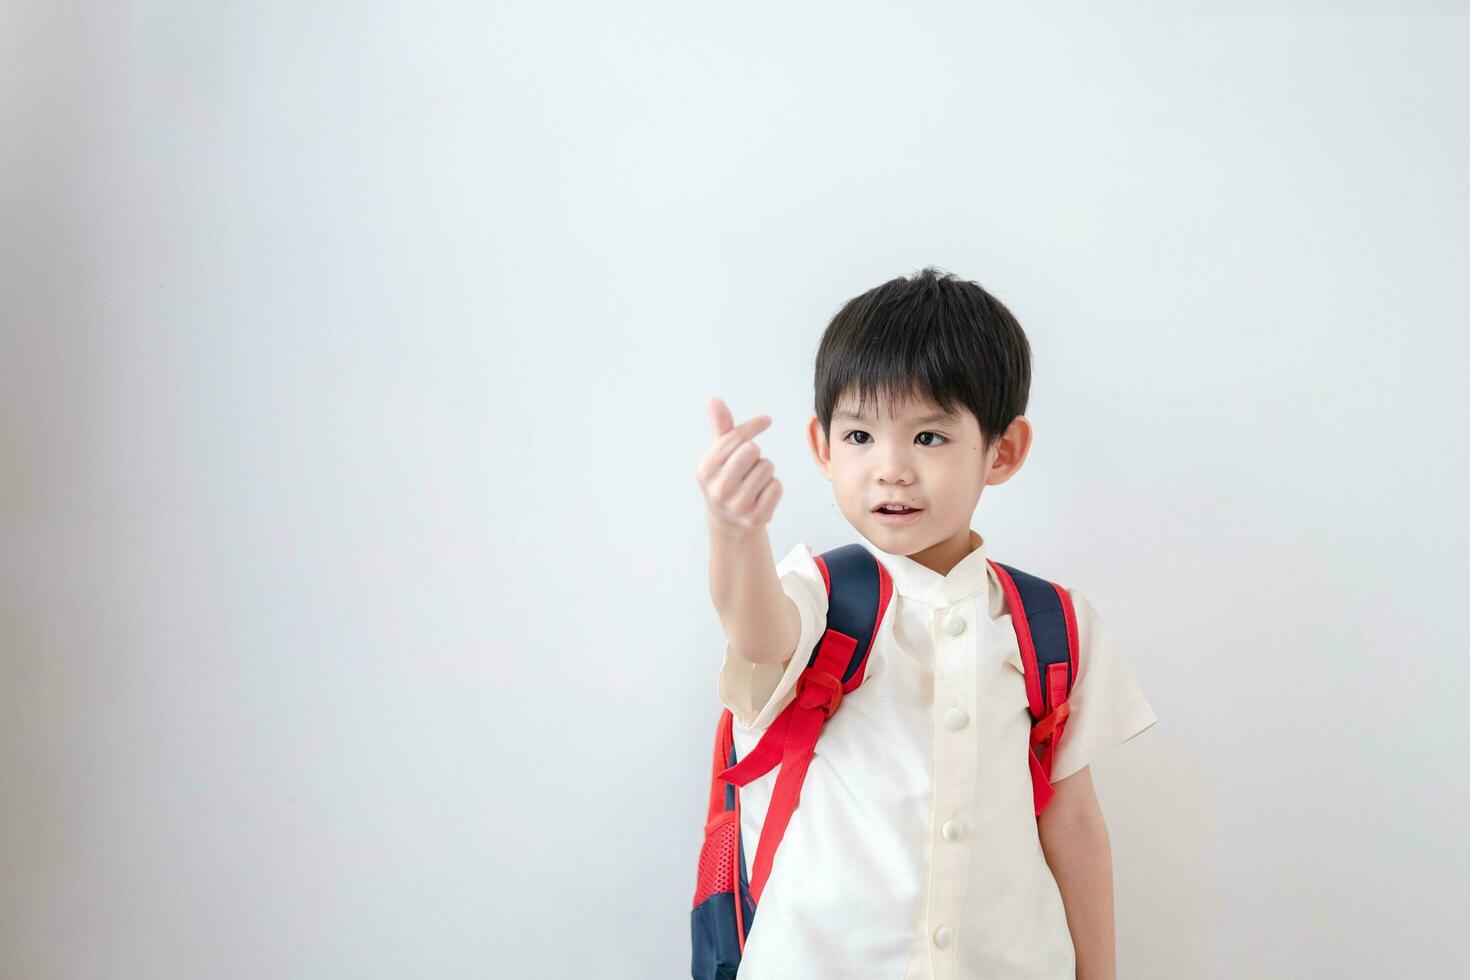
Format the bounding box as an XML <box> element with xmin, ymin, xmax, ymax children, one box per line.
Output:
<box><xmin>874</xmin><ymin>506</ymin><xmax>920</xmax><ymax>515</ymax></box>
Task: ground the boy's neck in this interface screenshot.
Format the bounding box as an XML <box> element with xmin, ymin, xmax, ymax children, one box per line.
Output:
<box><xmin>905</xmin><ymin>527</ymin><xmax>983</xmax><ymax>577</ymax></box>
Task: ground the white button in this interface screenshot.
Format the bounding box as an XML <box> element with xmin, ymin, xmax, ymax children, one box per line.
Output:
<box><xmin>942</xmin><ymin>613</ymin><xmax>966</xmax><ymax>635</ymax></box>
<box><xmin>933</xmin><ymin>925</ymin><xmax>953</xmax><ymax>949</ymax></box>
<box><xmin>942</xmin><ymin>706</ymin><xmax>969</xmax><ymax>730</ymax></box>
<box><xmin>942</xmin><ymin>820</ymin><xmax>964</xmax><ymax>841</ymax></box>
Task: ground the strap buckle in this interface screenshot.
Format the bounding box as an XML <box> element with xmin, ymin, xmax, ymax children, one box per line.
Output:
<box><xmin>1029</xmin><ymin>700</ymin><xmax>1070</xmax><ymax>744</ymax></box>
<box><xmin>796</xmin><ymin>669</ymin><xmax>844</xmax><ymax>718</ymax></box>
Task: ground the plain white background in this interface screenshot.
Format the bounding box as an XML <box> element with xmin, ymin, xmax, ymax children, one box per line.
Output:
<box><xmin>3</xmin><ymin>2</ymin><xmax>1467</xmax><ymax>977</ymax></box>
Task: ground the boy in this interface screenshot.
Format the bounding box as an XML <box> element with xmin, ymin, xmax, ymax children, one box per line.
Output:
<box><xmin>693</xmin><ymin>267</ymin><xmax>1158</xmax><ymax>979</ymax></box>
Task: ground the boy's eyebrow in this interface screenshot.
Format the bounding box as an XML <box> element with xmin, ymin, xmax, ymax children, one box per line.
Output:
<box><xmin>833</xmin><ymin>409</ymin><xmax>961</xmax><ymax>425</ymax></box>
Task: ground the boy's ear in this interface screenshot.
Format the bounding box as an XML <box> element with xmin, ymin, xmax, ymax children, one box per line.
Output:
<box><xmin>806</xmin><ymin>415</ymin><xmax>833</xmax><ymax>480</ymax></box>
<box><xmin>984</xmin><ymin>415</ymin><xmax>1033</xmax><ymax>487</ymax></box>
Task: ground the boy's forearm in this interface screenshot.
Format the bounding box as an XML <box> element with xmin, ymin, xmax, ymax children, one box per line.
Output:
<box><xmin>1038</xmin><ymin>769</ymin><xmax>1117</xmax><ymax>980</ymax></box>
<box><xmin>708</xmin><ymin>518</ymin><xmax>801</xmax><ymax>665</ymax></box>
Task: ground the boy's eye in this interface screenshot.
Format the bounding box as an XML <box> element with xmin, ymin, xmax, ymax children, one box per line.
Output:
<box><xmin>842</xmin><ymin>430</ymin><xmax>948</xmax><ymax>446</ymax></box>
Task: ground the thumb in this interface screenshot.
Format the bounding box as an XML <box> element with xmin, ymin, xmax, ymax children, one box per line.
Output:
<box><xmin>707</xmin><ymin>396</ymin><xmax>734</xmax><ymax>438</ymax></box>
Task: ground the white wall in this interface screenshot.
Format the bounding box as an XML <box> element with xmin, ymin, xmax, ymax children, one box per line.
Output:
<box><xmin>3</xmin><ymin>2</ymin><xmax>1467</xmax><ymax>977</ymax></box>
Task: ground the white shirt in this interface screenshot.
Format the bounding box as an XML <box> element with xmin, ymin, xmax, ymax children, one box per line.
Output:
<box><xmin>715</xmin><ymin>530</ymin><xmax>1158</xmax><ymax>980</ymax></box>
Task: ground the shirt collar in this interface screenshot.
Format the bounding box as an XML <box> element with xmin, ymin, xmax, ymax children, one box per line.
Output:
<box><xmin>856</xmin><ymin>528</ymin><xmax>992</xmax><ymax>607</ymax></box>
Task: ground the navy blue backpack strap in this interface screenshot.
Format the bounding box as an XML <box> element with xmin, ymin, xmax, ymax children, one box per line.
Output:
<box><xmin>808</xmin><ymin>542</ymin><xmax>894</xmax><ymax>684</ymax></box>
<box><xmin>988</xmin><ymin>560</ymin><xmax>1080</xmax><ymax>815</ymax></box>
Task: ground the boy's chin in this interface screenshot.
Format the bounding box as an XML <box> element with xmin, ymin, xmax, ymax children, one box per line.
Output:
<box><xmin>856</xmin><ymin>515</ymin><xmax>927</xmax><ymax>550</ymax></box>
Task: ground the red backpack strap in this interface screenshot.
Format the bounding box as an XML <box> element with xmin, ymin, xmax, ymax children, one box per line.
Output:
<box><xmin>706</xmin><ymin>709</ymin><xmax>734</xmax><ymax>824</ymax></box>
<box><xmin>987</xmin><ymin>559</ymin><xmax>1080</xmax><ymax>815</ymax></box>
<box><xmin>717</xmin><ymin>543</ymin><xmax>893</xmax><ymax>905</ymax></box>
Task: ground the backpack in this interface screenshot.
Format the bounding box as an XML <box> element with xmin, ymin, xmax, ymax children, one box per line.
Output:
<box><xmin>689</xmin><ymin>542</ymin><xmax>1081</xmax><ymax>980</ymax></box>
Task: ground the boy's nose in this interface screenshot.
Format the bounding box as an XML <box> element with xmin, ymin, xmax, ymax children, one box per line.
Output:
<box><xmin>873</xmin><ymin>453</ymin><xmax>916</xmax><ymax>484</ymax></box>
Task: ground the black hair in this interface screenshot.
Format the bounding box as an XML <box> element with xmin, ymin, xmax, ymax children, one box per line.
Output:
<box><xmin>813</xmin><ymin>265</ymin><xmax>1032</xmax><ymax>450</ymax></box>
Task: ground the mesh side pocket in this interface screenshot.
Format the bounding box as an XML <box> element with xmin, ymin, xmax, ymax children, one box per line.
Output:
<box><xmin>693</xmin><ymin>810</ymin><xmax>738</xmax><ymax>907</ymax></box>
<box><xmin>691</xmin><ymin>810</ymin><xmax>743</xmax><ymax>980</ymax></box>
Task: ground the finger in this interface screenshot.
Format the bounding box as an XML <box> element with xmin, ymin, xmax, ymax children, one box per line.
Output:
<box><xmin>708</xmin><ymin>440</ymin><xmax>764</xmax><ymax>500</ymax></box>
<box><xmin>707</xmin><ymin>397</ymin><xmax>734</xmax><ymax>439</ymax></box>
<box><xmin>751</xmin><ymin>477</ymin><xmax>782</xmax><ymax>525</ymax></box>
<box><xmin>732</xmin><ymin>413</ymin><xmax>772</xmax><ymax>441</ymax></box>
<box><xmin>698</xmin><ymin>400</ymin><xmax>745</xmax><ymax>483</ymax></box>
<box><xmin>708</xmin><ymin>414</ymin><xmax>772</xmax><ymax>467</ymax></box>
<box><xmin>728</xmin><ymin>457</ymin><xmax>776</xmax><ymax>513</ymax></box>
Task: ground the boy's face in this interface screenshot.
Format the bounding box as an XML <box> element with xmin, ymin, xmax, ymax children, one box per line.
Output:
<box><xmin>806</xmin><ymin>387</ymin><xmax>1030</xmax><ymax>562</ymax></box>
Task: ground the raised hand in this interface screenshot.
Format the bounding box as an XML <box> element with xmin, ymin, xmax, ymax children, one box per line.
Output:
<box><xmin>695</xmin><ymin>396</ymin><xmax>783</xmax><ymax>530</ymax></box>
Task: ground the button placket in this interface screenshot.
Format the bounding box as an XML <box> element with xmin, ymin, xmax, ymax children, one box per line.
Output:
<box><xmin>928</xmin><ymin>599</ymin><xmax>979</xmax><ymax>976</ymax></box>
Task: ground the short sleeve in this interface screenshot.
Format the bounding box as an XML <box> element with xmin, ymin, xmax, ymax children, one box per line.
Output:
<box><xmin>715</xmin><ymin>542</ymin><xmax>829</xmax><ymax>732</ymax></box>
<box><xmin>1048</xmin><ymin>588</ymin><xmax>1158</xmax><ymax>782</ymax></box>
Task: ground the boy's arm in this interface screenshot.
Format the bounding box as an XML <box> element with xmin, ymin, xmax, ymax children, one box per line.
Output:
<box><xmin>697</xmin><ymin>397</ymin><xmax>801</xmax><ymax>666</ymax></box>
<box><xmin>707</xmin><ymin>521</ymin><xmax>802</xmax><ymax>665</ymax></box>
<box><xmin>1037</xmin><ymin>766</ymin><xmax>1116</xmax><ymax>980</ymax></box>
